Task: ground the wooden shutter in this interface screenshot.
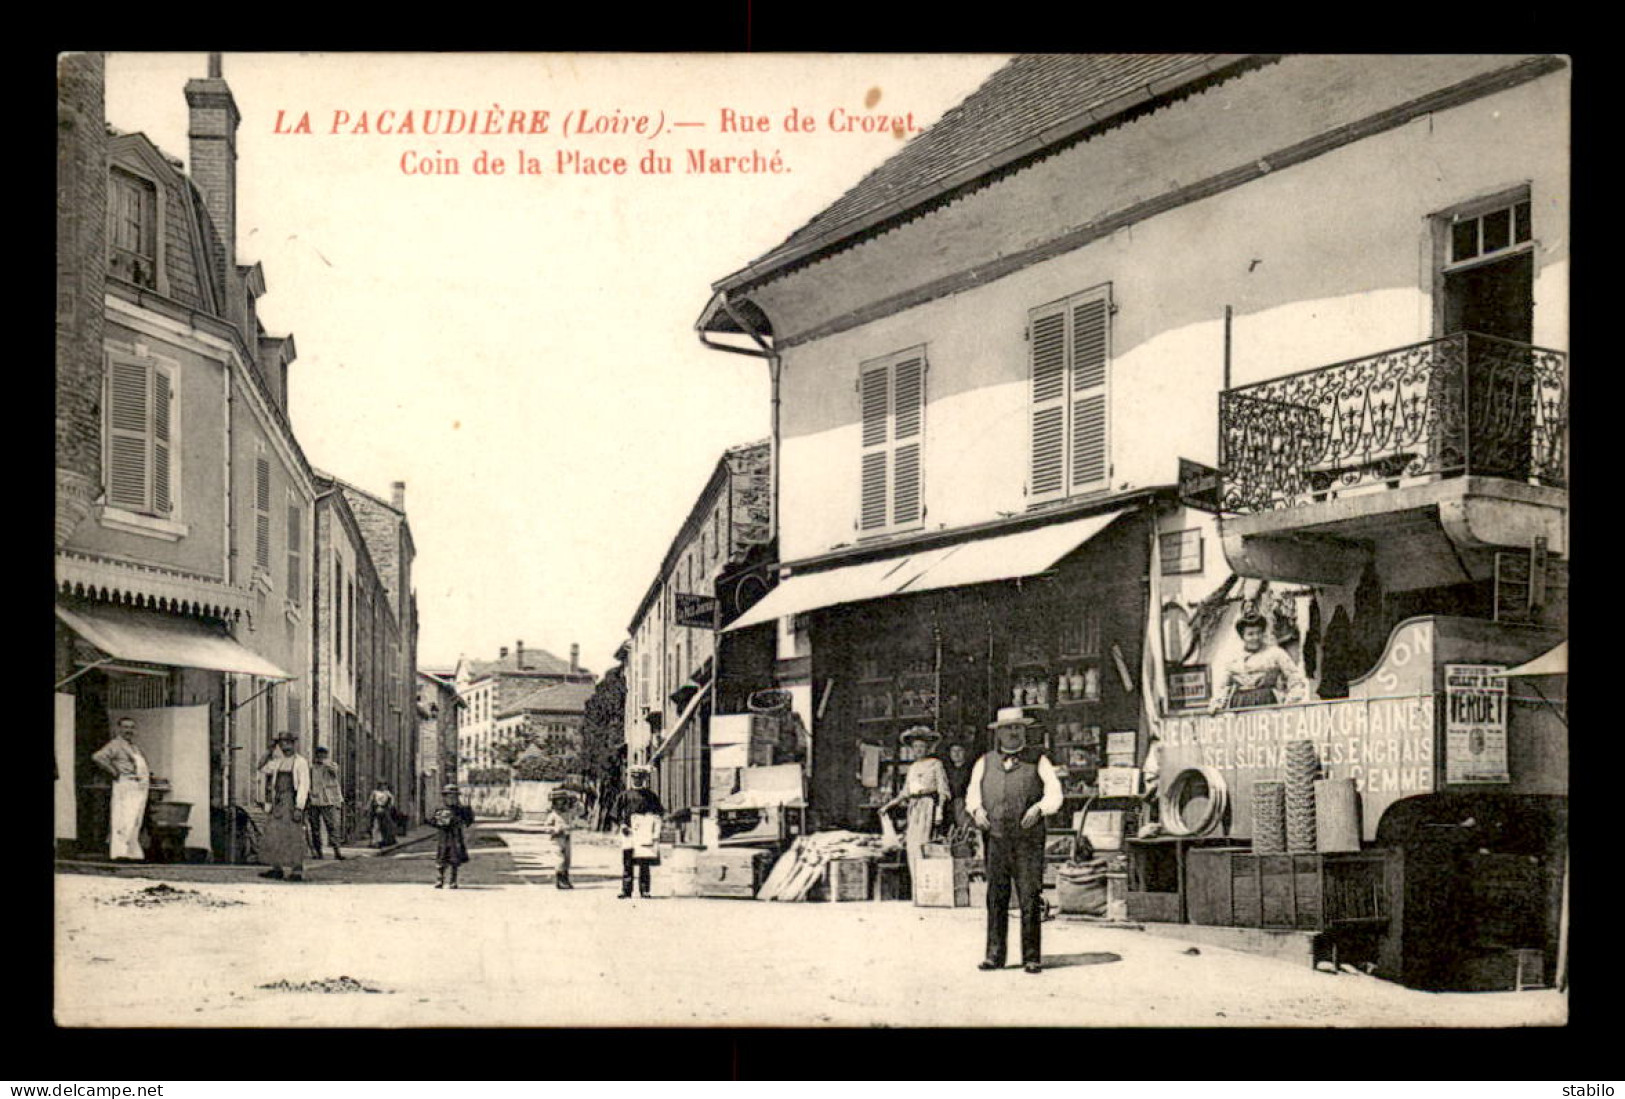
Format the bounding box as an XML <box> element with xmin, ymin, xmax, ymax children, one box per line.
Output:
<box><xmin>1069</xmin><ymin>290</ymin><xmax>1110</xmax><ymax>494</ymax></box>
<box><xmin>858</xmin><ymin>363</ymin><xmax>890</xmax><ymax>532</ymax></box>
<box><xmin>107</xmin><ymin>357</ymin><xmax>151</xmax><ymax>511</ymax></box>
<box><xmin>891</xmin><ymin>353</ymin><xmax>925</xmax><ymax>527</ymax></box>
<box><xmin>152</xmin><ymin>368</ymin><xmax>172</xmax><ymax>513</ymax></box>
<box><xmin>859</xmin><ymin>349</ymin><xmax>927</xmax><ymax>534</ymax></box>
<box><xmin>1029</xmin><ymin>305</ymin><xmax>1068</xmax><ymax>501</ymax></box>
<box><xmin>287</xmin><ymin>497</ymin><xmax>303</xmax><ymax>602</ymax></box>
<box><xmin>255</xmin><ymin>455</ymin><xmax>271</xmax><ymax>570</ymax></box>
<box><xmin>1029</xmin><ymin>286</ymin><xmax>1111</xmax><ymax>502</ymax></box>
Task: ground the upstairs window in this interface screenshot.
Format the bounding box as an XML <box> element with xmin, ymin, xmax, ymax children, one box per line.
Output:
<box><xmin>108</xmin><ymin>168</ymin><xmax>158</xmax><ymax>289</ymax></box>
<box><xmin>104</xmin><ymin>352</ymin><xmax>176</xmax><ymax>517</ymax></box>
<box><xmin>1029</xmin><ymin>285</ymin><xmax>1111</xmax><ymax>505</ymax></box>
<box><xmin>254</xmin><ymin>449</ymin><xmax>272</xmax><ymax>576</ymax></box>
<box><xmin>286</xmin><ymin>491</ymin><xmax>304</xmax><ymax>604</ymax></box>
<box><xmin>857</xmin><ymin>347</ymin><xmax>928</xmax><ymax>536</ymax></box>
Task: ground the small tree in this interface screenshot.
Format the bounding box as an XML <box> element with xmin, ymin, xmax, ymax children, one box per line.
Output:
<box><xmin>577</xmin><ymin>663</ymin><xmax>626</xmax><ymax>829</ymax></box>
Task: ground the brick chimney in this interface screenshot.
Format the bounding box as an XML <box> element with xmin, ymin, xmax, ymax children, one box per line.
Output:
<box><xmin>515</xmin><ymin>639</ymin><xmax>525</xmax><ymax>669</ymax></box>
<box><xmin>184</xmin><ymin>54</ymin><xmax>240</xmax><ymax>318</ymax></box>
<box><xmin>499</xmin><ymin>646</ymin><xmax>508</xmax><ymax>660</ymax></box>
<box><xmin>570</xmin><ymin>643</ymin><xmax>580</xmax><ymax>674</ymax></box>
<box><xmin>392</xmin><ymin>481</ymin><xmax>406</xmax><ymax>510</ymax></box>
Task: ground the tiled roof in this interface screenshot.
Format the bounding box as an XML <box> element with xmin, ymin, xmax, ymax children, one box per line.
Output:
<box><xmin>469</xmin><ymin>648</ymin><xmax>584</xmax><ymax>678</ymax></box>
<box><xmin>717</xmin><ymin>54</ymin><xmax>1251</xmax><ymax>292</ymax></box>
<box><xmin>500</xmin><ymin>680</ymin><xmax>595</xmax><ymax>717</ymax></box>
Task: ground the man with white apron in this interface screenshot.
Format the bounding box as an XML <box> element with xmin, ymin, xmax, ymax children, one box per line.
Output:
<box><xmin>617</xmin><ymin>766</ymin><xmax>665</xmax><ymax>899</ymax></box>
<box><xmin>91</xmin><ymin>716</ymin><xmax>150</xmax><ymax>861</ymax></box>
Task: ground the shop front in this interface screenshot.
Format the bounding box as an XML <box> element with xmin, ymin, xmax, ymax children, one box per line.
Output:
<box><xmin>1146</xmin><ymin>613</ymin><xmax>1566</xmax><ymax>990</ymax></box>
<box><xmin>713</xmin><ymin>497</ymin><xmax>1163</xmax><ymax>901</ymax></box>
<box><xmin>54</xmin><ymin>600</ymin><xmax>292</xmax><ymax>862</ymax></box>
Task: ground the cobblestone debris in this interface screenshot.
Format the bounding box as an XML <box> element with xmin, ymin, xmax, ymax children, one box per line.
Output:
<box><xmin>102</xmin><ymin>884</ymin><xmax>245</xmax><ymax>909</ymax></box>
<box><xmin>257</xmin><ymin>976</ymin><xmax>388</xmax><ymax>994</ymax></box>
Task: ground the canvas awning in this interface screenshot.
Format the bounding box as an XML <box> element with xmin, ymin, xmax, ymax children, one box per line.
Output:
<box><xmin>651</xmin><ymin>681</ymin><xmax>713</xmax><ymax>765</ymax></box>
<box><xmin>56</xmin><ymin>603</ymin><xmax>292</xmax><ymax>679</ymax></box>
<box><xmin>726</xmin><ymin>509</ymin><xmax>1127</xmax><ymax>632</ymax></box>
<box><xmin>1505</xmin><ymin>641</ymin><xmax>1567</xmax><ymax>677</ymax></box>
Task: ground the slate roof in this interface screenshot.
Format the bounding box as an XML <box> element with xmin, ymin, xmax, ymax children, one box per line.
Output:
<box><xmin>499</xmin><ymin>680</ymin><xmax>595</xmax><ymax>717</ymax></box>
<box><xmin>714</xmin><ymin>53</ymin><xmax>1256</xmax><ymax>294</ymax></box>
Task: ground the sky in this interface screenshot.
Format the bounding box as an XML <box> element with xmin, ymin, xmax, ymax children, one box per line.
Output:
<box><xmin>102</xmin><ymin>52</ymin><xmax>1010</xmax><ymax>674</ymax></box>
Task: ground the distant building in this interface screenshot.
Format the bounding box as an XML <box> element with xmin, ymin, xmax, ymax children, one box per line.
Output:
<box><xmin>417</xmin><ymin>669</ymin><xmax>461</xmax><ymax>809</ymax></box>
<box><xmin>454</xmin><ymin>641</ymin><xmax>593</xmax><ymax>782</ymax></box>
<box><xmin>622</xmin><ymin>439</ymin><xmax>772</xmax><ymax>828</ymax></box>
<box><xmin>329</xmin><ymin>478</ymin><xmax>421</xmax><ymax>823</ymax></box>
<box><xmin>312</xmin><ymin>473</ymin><xmax>419</xmax><ymax>835</ymax></box>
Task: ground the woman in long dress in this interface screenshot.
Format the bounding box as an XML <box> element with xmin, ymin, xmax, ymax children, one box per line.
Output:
<box><xmin>258</xmin><ymin>733</ymin><xmax>311</xmax><ymax>881</ymax></box>
<box><xmin>881</xmin><ymin>726</ymin><xmax>953</xmax><ymax>893</ymax></box>
<box><xmin>369</xmin><ymin>781</ymin><xmax>398</xmax><ymax>848</ymax></box>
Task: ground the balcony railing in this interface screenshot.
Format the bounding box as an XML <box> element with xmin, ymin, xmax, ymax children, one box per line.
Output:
<box><xmin>1219</xmin><ymin>333</ymin><xmax>1568</xmax><ymax>514</ymax></box>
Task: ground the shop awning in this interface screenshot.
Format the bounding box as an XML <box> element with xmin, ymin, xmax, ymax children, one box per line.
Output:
<box><xmin>725</xmin><ymin>508</ymin><xmax>1127</xmax><ymax>632</ymax></box>
<box><xmin>652</xmin><ymin>681</ymin><xmax>713</xmax><ymax>765</ymax></box>
<box><xmin>1505</xmin><ymin>641</ymin><xmax>1567</xmax><ymax>677</ymax></box>
<box><xmin>56</xmin><ymin>603</ymin><xmax>292</xmax><ymax>679</ymax></box>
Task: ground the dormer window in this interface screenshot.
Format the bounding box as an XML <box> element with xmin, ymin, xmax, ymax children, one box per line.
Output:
<box><xmin>108</xmin><ymin>167</ymin><xmax>159</xmax><ymax>290</ymax></box>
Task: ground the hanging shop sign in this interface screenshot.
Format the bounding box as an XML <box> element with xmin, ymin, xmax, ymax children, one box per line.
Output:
<box><xmin>675</xmin><ymin>593</ymin><xmax>720</xmax><ymax>630</ymax></box>
<box><xmin>1178</xmin><ymin>458</ymin><xmax>1223</xmax><ymax>512</ymax></box>
<box><xmin>1444</xmin><ymin>664</ymin><xmax>1510</xmax><ymax>784</ymax></box>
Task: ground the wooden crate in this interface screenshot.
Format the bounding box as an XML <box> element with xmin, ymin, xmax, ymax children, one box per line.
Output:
<box><xmin>695</xmin><ymin>849</ymin><xmax>770</xmax><ymax>899</ymax></box>
<box><xmin>825</xmin><ymin>858</ymin><xmax>871</xmax><ymax>902</ymax></box>
<box><xmin>913</xmin><ymin>856</ymin><xmax>971</xmax><ymax>907</ymax></box>
<box><xmin>1187</xmin><ymin>848</ymin><xmax>1389</xmax><ymax>930</ymax></box>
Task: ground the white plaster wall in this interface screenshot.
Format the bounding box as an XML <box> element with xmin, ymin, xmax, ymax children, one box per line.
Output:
<box><xmin>772</xmin><ymin>68</ymin><xmax>1568</xmax><ymax>563</ymax></box>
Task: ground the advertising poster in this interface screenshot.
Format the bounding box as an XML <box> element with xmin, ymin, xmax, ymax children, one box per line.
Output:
<box><xmin>1444</xmin><ymin>663</ymin><xmax>1510</xmax><ymax>784</ymax></box>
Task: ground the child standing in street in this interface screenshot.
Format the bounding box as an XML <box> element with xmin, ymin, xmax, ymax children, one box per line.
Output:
<box><xmin>540</xmin><ymin>787</ymin><xmax>580</xmax><ymax>890</ymax></box>
<box><xmin>431</xmin><ymin>782</ymin><xmax>475</xmax><ymax>889</ymax></box>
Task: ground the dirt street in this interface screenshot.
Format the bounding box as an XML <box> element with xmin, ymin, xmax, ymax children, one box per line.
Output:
<box><xmin>54</xmin><ymin>822</ymin><xmax>1567</xmax><ymax>1028</ymax></box>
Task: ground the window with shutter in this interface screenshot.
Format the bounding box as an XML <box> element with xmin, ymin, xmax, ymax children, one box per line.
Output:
<box><xmin>857</xmin><ymin>347</ymin><xmax>928</xmax><ymax>535</ymax></box>
<box><xmin>286</xmin><ymin>494</ymin><xmax>303</xmax><ymax>604</ymax></box>
<box><xmin>104</xmin><ymin>353</ymin><xmax>177</xmax><ymax>518</ymax></box>
<box><xmin>1029</xmin><ymin>285</ymin><xmax>1112</xmax><ymax>504</ymax></box>
<box><xmin>254</xmin><ymin>453</ymin><xmax>272</xmax><ymax>573</ymax></box>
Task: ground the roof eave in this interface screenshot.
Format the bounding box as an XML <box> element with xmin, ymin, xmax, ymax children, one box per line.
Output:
<box><xmin>707</xmin><ymin>54</ymin><xmax>1263</xmax><ymax>305</ymax></box>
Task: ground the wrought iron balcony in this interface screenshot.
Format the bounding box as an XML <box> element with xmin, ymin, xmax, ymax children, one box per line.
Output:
<box><xmin>1219</xmin><ymin>333</ymin><xmax>1567</xmax><ymax>514</ymax></box>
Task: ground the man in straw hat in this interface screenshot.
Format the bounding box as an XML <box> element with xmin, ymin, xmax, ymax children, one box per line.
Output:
<box><xmin>615</xmin><ymin>765</ymin><xmax>665</xmax><ymax>899</ymax></box>
<box><xmin>966</xmin><ymin>707</ymin><xmax>1063</xmax><ymax>974</ymax></box>
<box><xmin>879</xmin><ymin>725</ymin><xmax>952</xmax><ymax>893</ymax></box>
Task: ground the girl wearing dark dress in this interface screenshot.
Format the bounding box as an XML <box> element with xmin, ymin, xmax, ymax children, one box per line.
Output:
<box><xmin>432</xmin><ymin>783</ymin><xmax>475</xmax><ymax>889</ymax></box>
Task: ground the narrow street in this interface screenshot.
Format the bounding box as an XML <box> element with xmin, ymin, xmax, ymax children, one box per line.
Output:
<box><xmin>54</xmin><ymin>822</ymin><xmax>1565</xmax><ymax>1029</ymax></box>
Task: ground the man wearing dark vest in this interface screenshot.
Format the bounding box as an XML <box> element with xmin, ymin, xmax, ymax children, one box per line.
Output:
<box><xmin>966</xmin><ymin>706</ymin><xmax>1064</xmax><ymax>974</ymax></box>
